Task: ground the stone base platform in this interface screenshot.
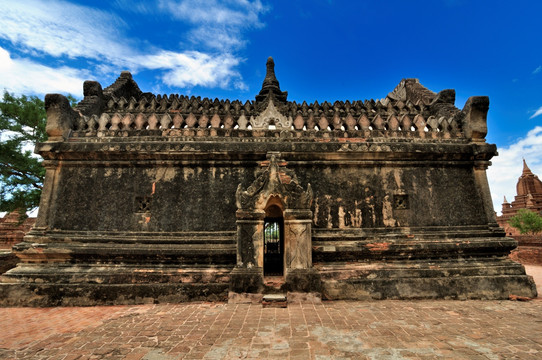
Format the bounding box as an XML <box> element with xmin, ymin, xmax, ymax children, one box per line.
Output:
<box><xmin>0</xmin><ymin>264</ymin><xmax>232</xmax><ymax>307</ymax></box>
<box><xmin>0</xmin><ymin>282</ymin><xmax>230</xmax><ymax>307</ymax></box>
<box><xmin>1</xmin><ymin>260</ymin><xmax>536</xmax><ymax>306</ymax></box>
<box><xmin>0</xmin><ymin>228</ymin><xmax>537</xmax><ymax>306</ymax></box>
<box><xmin>317</xmin><ymin>258</ymin><xmax>537</xmax><ymax>300</ymax></box>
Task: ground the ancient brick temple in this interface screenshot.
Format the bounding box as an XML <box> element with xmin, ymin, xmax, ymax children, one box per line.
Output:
<box><xmin>0</xmin><ymin>58</ymin><xmax>537</xmax><ymax>306</ymax></box>
<box><xmin>498</xmin><ymin>160</ymin><xmax>542</xmax><ymax>236</ymax></box>
<box><xmin>497</xmin><ymin>160</ymin><xmax>542</xmax><ymax>265</ymax></box>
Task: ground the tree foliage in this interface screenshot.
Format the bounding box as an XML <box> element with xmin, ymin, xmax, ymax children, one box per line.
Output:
<box><xmin>509</xmin><ymin>209</ymin><xmax>542</xmax><ymax>235</ymax></box>
<box><xmin>0</xmin><ymin>92</ymin><xmax>46</xmax><ymax>215</ymax></box>
<box><xmin>0</xmin><ymin>91</ymin><xmax>77</xmax><ymax>216</ymax></box>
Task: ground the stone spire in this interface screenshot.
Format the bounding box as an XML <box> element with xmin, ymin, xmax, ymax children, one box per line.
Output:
<box><xmin>517</xmin><ymin>159</ymin><xmax>542</xmax><ymax>197</ymax></box>
<box><xmin>262</xmin><ymin>57</ymin><xmax>280</xmax><ymax>91</ymax></box>
<box><xmin>255</xmin><ymin>57</ymin><xmax>288</xmax><ymax>104</ymax></box>
<box><xmin>501</xmin><ymin>196</ymin><xmax>511</xmax><ymax>212</ymax></box>
<box><xmin>522</xmin><ymin>159</ymin><xmax>533</xmax><ymax>176</ymax></box>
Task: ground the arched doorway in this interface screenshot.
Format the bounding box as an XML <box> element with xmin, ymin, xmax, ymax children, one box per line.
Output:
<box><xmin>264</xmin><ymin>205</ymin><xmax>284</xmax><ymax>276</ymax></box>
<box><xmin>231</xmin><ymin>153</ymin><xmax>318</xmax><ymax>295</ymax></box>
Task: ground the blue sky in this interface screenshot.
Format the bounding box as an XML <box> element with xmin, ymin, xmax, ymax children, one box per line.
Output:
<box><xmin>0</xmin><ymin>0</ymin><xmax>541</xmax><ymax>213</ymax></box>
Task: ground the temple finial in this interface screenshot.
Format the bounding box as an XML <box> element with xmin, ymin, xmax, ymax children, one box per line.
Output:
<box><xmin>261</xmin><ymin>57</ymin><xmax>280</xmax><ymax>92</ymax></box>
<box><xmin>265</xmin><ymin>57</ymin><xmax>276</xmax><ymax>80</ymax></box>
<box><xmin>255</xmin><ymin>56</ymin><xmax>288</xmax><ymax>104</ymax></box>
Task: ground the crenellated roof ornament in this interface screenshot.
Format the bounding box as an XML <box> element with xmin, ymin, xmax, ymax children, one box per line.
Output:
<box><xmin>387</xmin><ymin>78</ymin><xmax>436</xmax><ymax>106</ymax></box>
<box><xmin>103</xmin><ymin>71</ymin><xmax>144</xmax><ymax>100</ymax></box>
<box><xmin>43</xmin><ymin>56</ymin><xmax>495</xmax><ymax>141</ymax></box>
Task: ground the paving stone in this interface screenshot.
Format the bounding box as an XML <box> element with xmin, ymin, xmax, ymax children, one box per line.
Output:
<box><xmin>0</xmin><ymin>300</ymin><xmax>541</xmax><ymax>359</ymax></box>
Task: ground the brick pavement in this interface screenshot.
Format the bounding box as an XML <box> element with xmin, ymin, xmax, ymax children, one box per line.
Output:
<box><xmin>524</xmin><ymin>265</ymin><xmax>542</xmax><ymax>296</ymax></box>
<box><xmin>0</xmin><ymin>299</ymin><xmax>541</xmax><ymax>359</ymax></box>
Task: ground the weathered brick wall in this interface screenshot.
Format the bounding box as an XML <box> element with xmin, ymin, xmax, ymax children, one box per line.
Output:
<box><xmin>509</xmin><ymin>235</ymin><xmax>542</xmax><ymax>265</ymax></box>
<box><xmin>0</xmin><ymin>212</ymin><xmax>35</xmax><ymax>250</ymax></box>
<box><xmin>44</xmin><ymin>160</ymin><xmax>487</xmax><ymax>233</ymax></box>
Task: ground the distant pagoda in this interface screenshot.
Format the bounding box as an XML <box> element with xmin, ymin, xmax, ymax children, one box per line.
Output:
<box><xmin>498</xmin><ymin>160</ymin><xmax>542</xmax><ymax>236</ymax></box>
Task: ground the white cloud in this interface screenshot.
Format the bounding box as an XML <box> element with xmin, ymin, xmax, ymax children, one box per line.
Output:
<box><xmin>113</xmin><ymin>0</ymin><xmax>155</xmax><ymax>15</ymax></box>
<box><xmin>533</xmin><ymin>65</ymin><xmax>542</xmax><ymax>74</ymax></box>
<box><xmin>136</xmin><ymin>51</ymin><xmax>244</xmax><ymax>88</ymax></box>
<box><xmin>0</xmin><ymin>0</ymin><xmax>131</xmax><ymax>64</ymax></box>
<box><xmin>158</xmin><ymin>0</ymin><xmax>266</xmax><ymax>27</ymax></box>
<box><xmin>0</xmin><ymin>47</ymin><xmax>85</xmax><ymax>96</ymax></box>
<box><xmin>157</xmin><ymin>0</ymin><xmax>268</xmax><ymax>51</ymax></box>
<box><xmin>0</xmin><ymin>0</ymin><xmax>264</xmax><ymax>92</ymax></box>
<box><xmin>187</xmin><ymin>27</ymin><xmax>247</xmax><ymax>52</ymax></box>
<box><xmin>530</xmin><ymin>106</ymin><xmax>542</xmax><ymax>119</ymax></box>
<box><xmin>114</xmin><ymin>0</ymin><xmax>268</xmax><ymax>51</ymax></box>
<box><xmin>488</xmin><ymin>126</ymin><xmax>542</xmax><ymax>214</ymax></box>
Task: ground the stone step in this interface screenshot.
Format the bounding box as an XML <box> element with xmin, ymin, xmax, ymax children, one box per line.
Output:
<box><xmin>1</xmin><ymin>264</ymin><xmax>235</xmax><ymax>285</ymax></box>
<box><xmin>262</xmin><ymin>293</ymin><xmax>287</xmax><ymax>308</ymax></box>
<box><xmin>12</xmin><ymin>242</ymin><xmax>236</xmax><ymax>265</ymax></box>
<box><xmin>263</xmin><ymin>276</ymin><xmax>285</xmax><ymax>290</ymax></box>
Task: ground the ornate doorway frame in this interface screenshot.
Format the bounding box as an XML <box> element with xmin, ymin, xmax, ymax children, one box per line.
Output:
<box><xmin>229</xmin><ymin>152</ymin><xmax>321</xmax><ymax>294</ymax></box>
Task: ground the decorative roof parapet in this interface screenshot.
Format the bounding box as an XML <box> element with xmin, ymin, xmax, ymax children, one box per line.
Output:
<box><xmin>461</xmin><ymin>96</ymin><xmax>489</xmax><ymax>142</ymax></box>
<box><xmin>41</xmin><ymin>57</ymin><xmax>495</xmax><ymax>141</ymax></box>
<box><xmin>76</xmin><ymin>80</ymin><xmax>105</xmax><ymax>117</ymax></box>
<box><xmin>103</xmin><ymin>71</ymin><xmax>144</xmax><ymax>100</ymax></box>
<box><xmin>44</xmin><ymin>94</ymin><xmax>80</xmax><ymax>140</ymax></box>
<box><xmin>76</xmin><ymin>71</ymin><xmax>150</xmax><ymax>118</ymax></box>
<box><xmin>387</xmin><ymin>78</ymin><xmax>436</xmax><ymax>105</ymax></box>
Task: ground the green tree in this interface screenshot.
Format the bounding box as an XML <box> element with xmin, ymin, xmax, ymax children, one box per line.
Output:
<box><xmin>0</xmin><ymin>91</ymin><xmax>76</xmax><ymax>216</ymax></box>
<box><xmin>509</xmin><ymin>209</ymin><xmax>542</xmax><ymax>235</ymax></box>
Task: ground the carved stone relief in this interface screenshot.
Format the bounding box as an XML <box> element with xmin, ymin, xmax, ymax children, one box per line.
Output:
<box><xmin>236</xmin><ymin>153</ymin><xmax>312</xmax><ymax>211</ymax></box>
<box><xmin>313</xmin><ymin>189</ymin><xmax>401</xmax><ymax>228</ymax></box>
<box><xmin>286</xmin><ymin>224</ymin><xmax>310</xmax><ymax>270</ymax></box>
<box><xmin>250</xmin><ymin>100</ymin><xmax>292</xmax><ymax>130</ymax></box>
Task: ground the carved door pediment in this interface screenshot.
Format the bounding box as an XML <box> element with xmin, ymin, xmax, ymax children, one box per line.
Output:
<box><xmin>236</xmin><ymin>152</ymin><xmax>312</xmax><ymax>211</ymax></box>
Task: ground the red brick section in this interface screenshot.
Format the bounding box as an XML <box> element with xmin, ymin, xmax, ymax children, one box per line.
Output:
<box><xmin>0</xmin><ymin>211</ymin><xmax>35</xmax><ymax>250</ymax></box>
<box><xmin>0</xmin><ymin>300</ymin><xmax>541</xmax><ymax>359</ymax></box>
<box><xmin>511</xmin><ymin>247</ymin><xmax>542</xmax><ymax>265</ymax></box>
<box><xmin>509</xmin><ymin>235</ymin><xmax>542</xmax><ymax>265</ymax></box>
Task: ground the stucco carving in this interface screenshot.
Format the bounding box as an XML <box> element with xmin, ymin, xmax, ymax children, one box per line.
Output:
<box><xmin>250</xmin><ymin>100</ymin><xmax>292</xmax><ymax>130</ymax></box>
<box><xmin>236</xmin><ymin>153</ymin><xmax>312</xmax><ymax>210</ymax></box>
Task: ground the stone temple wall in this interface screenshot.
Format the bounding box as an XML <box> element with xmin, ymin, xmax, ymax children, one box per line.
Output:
<box><xmin>44</xmin><ymin>151</ymin><xmax>487</xmax><ymax>233</ymax></box>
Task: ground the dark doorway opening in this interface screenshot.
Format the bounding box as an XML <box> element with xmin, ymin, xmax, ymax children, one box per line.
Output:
<box><xmin>264</xmin><ymin>208</ymin><xmax>284</xmax><ymax>276</ymax></box>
